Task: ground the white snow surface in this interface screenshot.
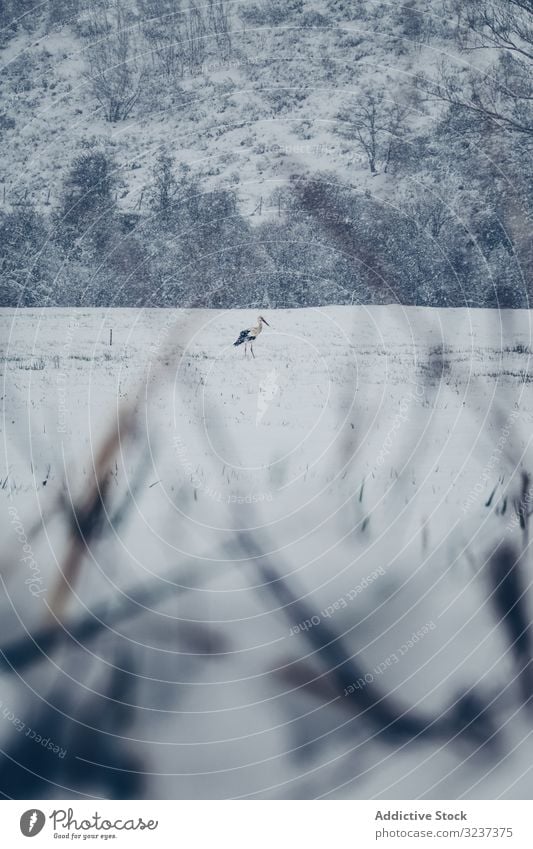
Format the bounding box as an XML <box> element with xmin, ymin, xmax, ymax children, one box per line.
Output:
<box><xmin>2</xmin><ymin>305</ymin><xmax>533</xmax><ymax>799</ymax></box>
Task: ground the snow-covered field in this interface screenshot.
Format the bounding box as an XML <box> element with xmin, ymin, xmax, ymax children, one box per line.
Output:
<box><xmin>2</xmin><ymin>305</ymin><xmax>533</xmax><ymax>799</ymax></box>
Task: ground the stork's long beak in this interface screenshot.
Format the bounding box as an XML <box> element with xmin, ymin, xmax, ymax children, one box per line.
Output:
<box><xmin>262</xmin><ymin>318</ymin><xmax>270</xmax><ymax>326</ymax></box>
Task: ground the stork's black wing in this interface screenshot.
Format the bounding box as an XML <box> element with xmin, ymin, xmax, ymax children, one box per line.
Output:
<box><xmin>234</xmin><ymin>329</ymin><xmax>250</xmax><ymax>346</ymax></box>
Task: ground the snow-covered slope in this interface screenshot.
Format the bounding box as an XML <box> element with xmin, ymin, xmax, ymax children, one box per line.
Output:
<box><xmin>0</xmin><ymin>1</ymin><xmax>454</xmax><ymax>218</ymax></box>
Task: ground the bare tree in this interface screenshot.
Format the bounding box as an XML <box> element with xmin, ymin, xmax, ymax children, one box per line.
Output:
<box><xmin>138</xmin><ymin>0</ymin><xmax>186</xmax><ymax>78</ymax></box>
<box><xmin>207</xmin><ymin>0</ymin><xmax>232</xmax><ymax>58</ymax></box>
<box><xmin>382</xmin><ymin>100</ymin><xmax>410</xmax><ymax>173</ymax></box>
<box><xmin>421</xmin><ymin>1</ymin><xmax>533</xmax><ymax>138</ymax></box>
<box><xmin>408</xmin><ymin>191</ymin><xmax>454</xmax><ymax>239</ymax></box>
<box><xmin>85</xmin><ymin>1</ymin><xmax>146</xmax><ymax>122</ymax></box>
<box><xmin>184</xmin><ymin>0</ymin><xmax>207</xmax><ymax>71</ymax></box>
<box><xmin>465</xmin><ymin>0</ymin><xmax>533</xmax><ymax>61</ymax></box>
<box><xmin>337</xmin><ymin>91</ymin><xmax>409</xmax><ymax>174</ymax></box>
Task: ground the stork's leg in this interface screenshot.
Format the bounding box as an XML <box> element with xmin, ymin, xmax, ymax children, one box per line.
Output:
<box><xmin>244</xmin><ymin>342</ymin><xmax>248</xmax><ymax>358</ymax></box>
<box><xmin>251</xmin><ymin>342</ymin><xmax>255</xmax><ymax>359</ymax></box>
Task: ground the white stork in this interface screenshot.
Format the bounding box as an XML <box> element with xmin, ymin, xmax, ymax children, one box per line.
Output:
<box><xmin>233</xmin><ymin>316</ymin><xmax>270</xmax><ymax>358</ymax></box>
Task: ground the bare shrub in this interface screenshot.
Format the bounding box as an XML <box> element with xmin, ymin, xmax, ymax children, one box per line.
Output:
<box><xmin>85</xmin><ymin>1</ymin><xmax>146</xmax><ymax>122</ymax></box>
<box><xmin>138</xmin><ymin>0</ymin><xmax>187</xmax><ymax>78</ymax></box>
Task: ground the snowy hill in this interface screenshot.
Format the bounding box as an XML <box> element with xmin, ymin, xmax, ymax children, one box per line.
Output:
<box><xmin>1</xmin><ymin>1</ymin><xmax>530</xmax><ymax>308</ymax></box>
<box><xmin>0</xmin><ymin>1</ymin><xmax>448</xmax><ymax>215</ymax></box>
